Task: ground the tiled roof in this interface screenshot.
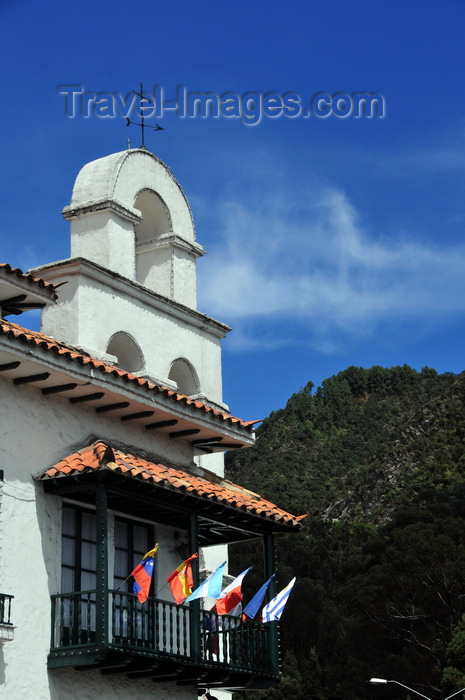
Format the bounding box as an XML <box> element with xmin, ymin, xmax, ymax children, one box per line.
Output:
<box><xmin>40</xmin><ymin>440</ymin><xmax>302</xmax><ymax>528</ymax></box>
<box><xmin>0</xmin><ymin>318</ymin><xmax>253</xmax><ymax>431</ymax></box>
<box><xmin>0</xmin><ymin>263</ymin><xmax>57</xmax><ymax>298</ymax></box>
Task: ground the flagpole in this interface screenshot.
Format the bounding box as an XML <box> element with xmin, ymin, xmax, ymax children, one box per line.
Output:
<box><xmin>154</xmin><ymin>580</ymin><xmax>170</xmax><ymax>597</ymax></box>
<box><xmin>116</xmin><ymin>577</ymin><xmax>170</xmax><ymax>599</ymax></box>
<box><xmin>264</xmin><ymin>533</ymin><xmax>279</xmax><ymax>675</ymax></box>
<box><xmin>115</xmin><ymin>573</ymin><xmax>132</xmax><ymax>592</ymax></box>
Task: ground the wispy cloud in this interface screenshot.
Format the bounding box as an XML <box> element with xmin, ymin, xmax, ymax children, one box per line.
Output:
<box><xmin>197</xmin><ymin>172</ymin><xmax>465</xmax><ymax>353</ymax></box>
<box><xmin>373</xmin><ymin>126</ymin><xmax>465</xmax><ymax>177</ymax></box>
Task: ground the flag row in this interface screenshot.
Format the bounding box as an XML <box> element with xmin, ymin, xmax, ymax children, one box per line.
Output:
<box><xmin>131</xmin><ymin>546</ymin><xmax>295</xmax><ymax>623</ymax></box>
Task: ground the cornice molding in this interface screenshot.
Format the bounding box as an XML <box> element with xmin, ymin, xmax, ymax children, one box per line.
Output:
<box><xmin>62</xmin><ymin>197</ymin><xmax>142</xmax><ymax>224</ymax></box>
<box><xmin>32</xmin><ymin>258</ymin><xmax>231</xmax><ymax>338</ymax></box>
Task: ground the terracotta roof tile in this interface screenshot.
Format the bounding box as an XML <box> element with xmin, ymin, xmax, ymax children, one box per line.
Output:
<box><xmin>40</xmin><ymin>440</ymin><xmax>302</xmax><ymax>528</ymax></box>
<box><xmin>0</xmin><ymin>263</ymin><xmax>57</xmax><ymax>298</ymax></box>
<box><xmin>0</xmin><ymin>318</ymin><xmax>253</xmax><ymax>431</ymax></box>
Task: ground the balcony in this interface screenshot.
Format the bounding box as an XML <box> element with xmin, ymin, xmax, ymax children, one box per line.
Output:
<box><xmin>49</xmin><ymin>590</ymin><xmax>279</xmax><ymax>690</ymax></box>
<box><xmin>0</xmin><ymin>593</ymin><xmax>14</xmax><ymax>642</ymax></box>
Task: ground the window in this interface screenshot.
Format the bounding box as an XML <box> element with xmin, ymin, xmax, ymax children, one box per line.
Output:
<box><xmin>61</xmin><ymin>507</ymin><xmax>154</xmax><ymax>594</ymax></box>
<box><xmin>61</xmin><ymin>505</ymin><xmax>97</xmax><ymax>644</ymax></box>
<box><xmin>60</xmin><ymin>506</ymin><xmax>155</xmax><ymax>646</ymax></box>
<box><xmin>61</xmin><ymin>506</ymin><xmax>96</xmax><ymax>594</ymax></box>
<box><xmin>114</xmin><ymin>517</ymin><xmax>154</xmax><ymax>593</ymax></box>
<box><xmin>113</xmin><ymin>517</ymin><xmax>154</xmax><ymax>643</ymax></box>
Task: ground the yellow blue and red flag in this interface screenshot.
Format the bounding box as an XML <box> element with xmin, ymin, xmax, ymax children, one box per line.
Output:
<box><xmin>131</xmin><ymin>544</ymin><xmax>158</xmax><ymax>603</ymax></box>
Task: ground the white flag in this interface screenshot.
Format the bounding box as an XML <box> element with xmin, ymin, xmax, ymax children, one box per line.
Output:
<box><xmin>262</xmin><ymin>577</ymin><xmax>296</xmax><ymax>622</ymax></box>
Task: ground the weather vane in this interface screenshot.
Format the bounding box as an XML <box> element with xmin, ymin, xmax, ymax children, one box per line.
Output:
<box><xmin>126</xmin><ymin>82</ymin><xmax>164</xmax><ymax>149</ymax></box>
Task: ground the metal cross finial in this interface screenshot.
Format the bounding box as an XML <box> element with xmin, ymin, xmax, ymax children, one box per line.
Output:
<box><xmin>126</xmin><ymin>82</ymin><xmax>164</xmax><ymax>149</ymax></box>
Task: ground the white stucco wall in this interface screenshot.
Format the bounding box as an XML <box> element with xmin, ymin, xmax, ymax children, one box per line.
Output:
<box><xmin>0</xmin><ymin>377</ymin><xmax>228</xmax><ymax>699</ymax></box>
<box><xmin>49</xmin><ymin>668</ymin><xmax>196</xmax><ymax>700</ymax></box>
<box><xmin>39</xmin><ymin>261</ymin><xmax>227</xmax><ymax>406</ymax></box>
<box><xmin>69</xmin><ymin>211</ymin><xmax>136</xmax><ymax>280</ymax></box>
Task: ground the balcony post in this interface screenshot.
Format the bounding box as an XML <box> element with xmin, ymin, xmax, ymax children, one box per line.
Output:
<box><xmin>264</xmin><ymin>533</ymin><xmax>279</xmax><ymax>676</ymax></box>
<box><xmin>95</xmin><ymin>482</ymin><xmax>108</xmax><ymax>649</ymax></box>
<box><xmin>188</xmin><ymin>510</ymin><xmax>200</xmax><ymax>661</ymax></box>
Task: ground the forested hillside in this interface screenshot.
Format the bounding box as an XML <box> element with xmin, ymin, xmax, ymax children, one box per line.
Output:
<box><xmin>226</xmin><ymin>366</ymin><xmax>465</xmax><ymax>700</ymax></box>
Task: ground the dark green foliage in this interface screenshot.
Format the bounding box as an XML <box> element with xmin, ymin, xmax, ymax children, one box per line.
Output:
<box><xmin>227</xmin><ymin>367</ymin><xmax>465</xmax><ymax>699</ymax></box>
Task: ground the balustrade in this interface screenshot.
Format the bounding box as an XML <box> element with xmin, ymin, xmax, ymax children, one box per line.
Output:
<box><xmin>50</xmin><ymin>589</ymin><xmax>274</xmax><ymax>676</ymax></box>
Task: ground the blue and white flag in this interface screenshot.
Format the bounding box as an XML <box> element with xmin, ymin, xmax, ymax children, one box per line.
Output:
<box><xmin>183</xmin><ymin>561</ymin><xmax>226</xmax><ymax>604</ymax></box>
<box><xmin>262</xmin><ymin>577</ymin><xmax>296</xmax><ymax>622</ymax></box>
<box><xmin>242</xmin><ymin>574</ymin><xmax>275</xmax><ymax>620</ymax></box>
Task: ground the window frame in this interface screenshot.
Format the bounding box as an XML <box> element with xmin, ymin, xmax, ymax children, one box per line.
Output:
<box><xmin>113</xmin><ymin>514</ymin><xmax>156</xmax><ymax>595</ymax></box>
<box><xmin>61</xmin><ymin>503</ymin><xmax>97</xmax><ymax>595</ymax></box>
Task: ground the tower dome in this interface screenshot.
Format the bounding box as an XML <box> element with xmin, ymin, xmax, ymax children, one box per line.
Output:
<box><xmin>62</xmin><ymin>148</ymin><xmax>204</xmax><ymax>307</ymax></box>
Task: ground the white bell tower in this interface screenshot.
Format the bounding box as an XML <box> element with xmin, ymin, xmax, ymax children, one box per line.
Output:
<box><xmin>62</xmin><ymin>148</ymin><xmax>204</xmax><ymax>307</ymax></box>
<box><xmin>34</xmin><ymin>149</ymin><xmax>229</xmax><ymax>411</ymax></box>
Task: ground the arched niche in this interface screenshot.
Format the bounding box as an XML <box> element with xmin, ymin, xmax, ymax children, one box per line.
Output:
<box><xmin>134</xmin><ymin>188</ymin><xmax>172</xmax><ymax>244</ymax></box>
<box><xmin>168</xmin><ymin>358</ymin><xmax>200</xmax><ymax>396</ymax></box>
<box><xmin>64</xmin><ymin>149</ymin><xmax>203</xmax><ymax>307</ymax></box>
<box><xmin>67</xmin><ymin>149</ymin><xmax>195</xmax><ymax>242</ymax></box>
<box><xmin>107</xmin><ymin>331</ymin><xmax>144</xmax><ymax>374</ymax></box>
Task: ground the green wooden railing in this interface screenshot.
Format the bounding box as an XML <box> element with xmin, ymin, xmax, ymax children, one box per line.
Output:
<box><xmin>51</xmin><ymin>589</ymin><xmax>275</xmax><ymax>675</ymax></box>
<box><xmin>0</xmin><ymin>593</ymin><xmax>13</xmax><ymax>626</ymax></box>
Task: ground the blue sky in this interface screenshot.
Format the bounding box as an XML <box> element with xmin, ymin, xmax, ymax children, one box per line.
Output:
<box><xmin>1</xmin><ymin>0</ymin><xmax>465</xmax><ymax>421</ymax></box>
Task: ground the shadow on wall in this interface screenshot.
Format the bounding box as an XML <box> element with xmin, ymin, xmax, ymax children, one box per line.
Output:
<box><xmin>48</xmin><ymin>667</ymin><xmax>195</xmax><ymax>699</ymax></box>
<box><xmin>0</xmin><ymin>645</ymin><xmax>5</xmax><ymax>685</ymax></box>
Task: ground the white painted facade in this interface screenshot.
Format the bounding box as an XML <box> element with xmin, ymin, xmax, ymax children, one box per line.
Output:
<box><xmin>0</xmin><ymin>149</ymin><xmax>253</xmax><ymax>699</ymax></box>
<box><xmin>0</xmin><ymin>380</ymin><xmax>200</xmax><ymax>699</ymax></box>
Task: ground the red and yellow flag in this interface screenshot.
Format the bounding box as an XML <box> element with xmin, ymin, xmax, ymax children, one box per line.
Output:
<box><xmin>167</xmin><ymin>553</ymin><xmax>199</xmax><ymax>604</ymax></box>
